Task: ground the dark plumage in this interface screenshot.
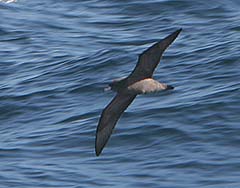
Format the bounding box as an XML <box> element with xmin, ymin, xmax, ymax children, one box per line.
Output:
<box><xmin>95</xmin><ymin>29</ymin><xmax>182</xmax><ymax>156</ymax></box>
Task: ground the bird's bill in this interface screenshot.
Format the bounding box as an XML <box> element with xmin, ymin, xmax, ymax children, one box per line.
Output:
<box><xmin>104</xmin><ymin>86</ymin><xmax>111</xmax><ymax>91</ymax></box>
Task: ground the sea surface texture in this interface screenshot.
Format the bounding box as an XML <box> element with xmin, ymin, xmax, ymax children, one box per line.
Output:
<box><xmin>0</xmin><ymin>0</ymin><xmax>240</xmax><ymax>187</ymax></box>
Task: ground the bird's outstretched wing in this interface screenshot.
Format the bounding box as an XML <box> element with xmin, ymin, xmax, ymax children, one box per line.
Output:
<box><xmin>127</xmin><ymin>29</ymin><xmax>182</xmax><ymax>83</ymax></box>
<box><xmin>95</xmin><ymin>93</ymin><xmax>136</xmax><ymax>156</ymax></box>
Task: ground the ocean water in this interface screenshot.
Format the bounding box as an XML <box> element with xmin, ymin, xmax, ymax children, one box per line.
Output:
<box><xmin>0</xmin><ymin>0</ymin><xmax>240</xmax><ymax>187</ymax></box>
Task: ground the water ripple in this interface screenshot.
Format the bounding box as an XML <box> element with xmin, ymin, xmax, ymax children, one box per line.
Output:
<box><xmin>0</xmin><ymin>0</ymin><xmax>240</xmax><ymax>187</ymax></box>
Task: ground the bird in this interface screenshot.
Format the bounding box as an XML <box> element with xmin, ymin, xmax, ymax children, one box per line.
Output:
<box><xmin>95</xmin><ymin>28</ymin><xmax>182</xmax><ymax>156</ymax></box>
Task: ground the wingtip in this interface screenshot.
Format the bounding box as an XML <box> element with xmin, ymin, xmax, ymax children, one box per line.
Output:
<box><xmin>178</xmin><ymin>28</ymin><xmax>182</xmax><ymax>32</ymax></box>
<box><xmin>176</xmin><ymin>28</ymin><xmax>182</xmax><ymax>34</ymax></box>
<box><xmin>95</xmin><ymin>144</ymin><xmax>102</xmax><ymax>157</ymax></box>
<box><xmin>95</xmin><ymin>149</ymin><xmax>101</xmax><ymax>156</ymax></box>
<box><xmin>95</xmin><ymin>134</ymin><xmax>103</xmax><ymax>156</ymax></box>
<box><xmin>156</xmin><ymin>28</ymin><xmax>182</xmax><ymax>52</ymax></box>
<box><xmin>95</xmin><ymin>128</ymin><xmax>109</xmax><ymax>156</ymax></box>
<box><xmin>172</xmin><ymin>28</ymin><xmax>182</xmax><ymax>37</ymax></box>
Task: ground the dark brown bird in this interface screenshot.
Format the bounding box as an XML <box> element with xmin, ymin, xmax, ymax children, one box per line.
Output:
<box><xmin>95</xmin><ymin>29</ymin><xmax>182</xmax><ymax>156</ymax></box>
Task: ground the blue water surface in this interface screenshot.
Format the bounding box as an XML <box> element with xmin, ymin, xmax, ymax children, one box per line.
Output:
<box><xmin>0</xmin><ymin>0</ymin><xmax>240</xmax><ymax>187</ymax></box>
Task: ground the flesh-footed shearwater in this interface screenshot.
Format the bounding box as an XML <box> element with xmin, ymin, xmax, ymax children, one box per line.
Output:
<box><xmin>95</xmin><ymin>29</ymin><xmax>182</xmax><ymax>156</ymax></box>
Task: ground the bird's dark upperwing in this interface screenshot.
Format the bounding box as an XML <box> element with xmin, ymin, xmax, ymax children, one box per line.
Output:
<box><xmin>127</xmin><ymin>29</ymin><xmax>182</xmax><ymax>83</ymax></box>
<box><xmin>95</xmin><ymin>93</ymin><xmax>136</xmax><ymax>156</ymax></box>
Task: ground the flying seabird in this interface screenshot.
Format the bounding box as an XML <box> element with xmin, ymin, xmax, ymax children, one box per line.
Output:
<box><xmin>95</xmin><ymin>29</ymin><xmax>182</xmax><ymax>156</ymax></box>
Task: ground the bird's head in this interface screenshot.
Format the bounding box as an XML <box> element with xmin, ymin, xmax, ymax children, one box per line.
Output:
<box><xmin>105</xmin><ymin>77</ymin><xmax>127</xmax><ymax>92</ymax></box>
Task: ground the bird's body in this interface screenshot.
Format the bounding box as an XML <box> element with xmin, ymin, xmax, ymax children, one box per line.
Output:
<box><xmin>111</xmin><ymin>78</ymin><xmax>171</xmax><ymax>95</ymax></box>
<box><xmin>128</xmin><ymin>78</ymin><xmax>173</xmax><ymax>94</ymax></box>
<box><xmin>95</xmin><ymin>29</ymin><xmax>182</xmax><ymax>156</ymax></box>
